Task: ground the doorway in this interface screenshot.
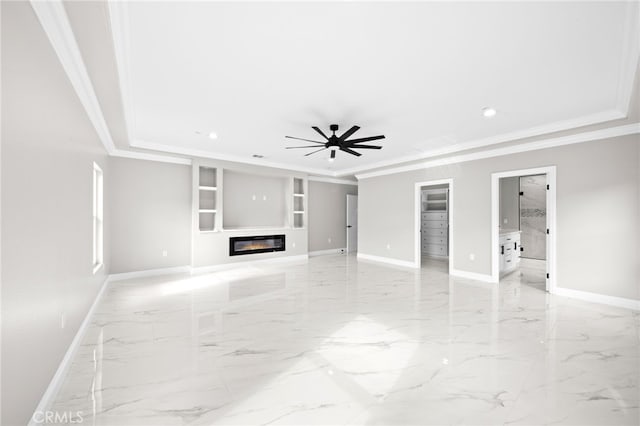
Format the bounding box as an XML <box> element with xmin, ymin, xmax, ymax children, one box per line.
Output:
<box><xmin>491</xmin><ymin>167</ymin><xmax>556</xmax><ymax>293</ymax></box>
<box><xmin>346</xmin><ymin>194</ymin><xmax>358</xmax><ymax>253</ymax></box>
<box><xmin>414</xmin><ymin>179</ymin><xmax>454</xmax><ymax>273</ymax></box>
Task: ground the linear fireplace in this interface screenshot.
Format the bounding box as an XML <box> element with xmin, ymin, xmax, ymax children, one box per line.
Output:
<box><xmin>229</xmin><ymin>235</ymin><xmax>286</xmax><ymax>256</ymax></box>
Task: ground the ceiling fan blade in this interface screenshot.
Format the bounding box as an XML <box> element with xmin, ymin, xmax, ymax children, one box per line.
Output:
<box><xmin>286</xmin><ymin>145</ymin><xmax>326</xmax><ymax>149</ymax></box>
<box><xmin>340</xmin><ymin>146</ymin><xmax>362</xmax><ymax>157</ymax></box>
<box><xmin>312</xmin><ymin>126</ymin><xmax>329</xmax><ymax>140</ymax></box>
<box><xmin>339</xmin><ymin>125</ymin><xmax>360</xmax><ymax>141</ymax></box>
<box><xmin>330</xmin><ymin>150</ymin><xmax>336</xmax><ymax>159</ymax></box>
<box><xmin>346</xmin><ymin>135</ymin><xmax>385</xmax><ymax>144</ymax></box>
<box><xmin>304</xmin><ymin>147</ymin><xmax>328</xmax><ymax>157</ymax></box>
<box><xmin>285</xmin><ymin>136</ymin><xmax>325</xmax><ymax>144</ymax></box>
<box><xmin>345</xmin><ymin>144</ymin><xmax>382</xmax><ymax>149</ymax></box>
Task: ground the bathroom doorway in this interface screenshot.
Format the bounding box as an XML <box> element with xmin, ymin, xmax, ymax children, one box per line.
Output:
<box><xmin>491</xmin><ymin>167</ymin><xmax>556</xmax><ymax>293</ymax></box>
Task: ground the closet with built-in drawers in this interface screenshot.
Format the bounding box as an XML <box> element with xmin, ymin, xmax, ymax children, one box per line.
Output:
<box><xmin>421</xmin><ymin>189</ymin><xmax>449</xmax><ymax>258</ymax></box>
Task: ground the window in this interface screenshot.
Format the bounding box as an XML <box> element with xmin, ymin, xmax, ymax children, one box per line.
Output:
<box><xmin>92</xmin><ymin>162</ymin><xmax>103</xmax><ymax>274</ymax></box>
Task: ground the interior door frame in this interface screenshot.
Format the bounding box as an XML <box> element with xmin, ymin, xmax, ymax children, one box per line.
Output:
<box><xmin>346</xmin><ymin>194</ymin><xmax>358</xmax><ymax>253</ymax></box>
<box><xmin>414</xmin><ymin>178</ymin><xmax>454</xmax><ymax>272</ymax></box>
<box><xmin>491</xmin><ymin>166</ymin><xmax>556</xmax><ymax>292</ymax></box>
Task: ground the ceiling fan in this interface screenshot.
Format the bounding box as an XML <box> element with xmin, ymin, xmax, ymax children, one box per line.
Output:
<box><xmin>285</xmin><ymin>124</ymin><xmax>385</xmax><ymax>160</ymax></box>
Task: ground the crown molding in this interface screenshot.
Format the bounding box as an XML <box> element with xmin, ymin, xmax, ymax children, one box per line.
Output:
<box><xmin>307</xmin><ymin>176</ymin><xmax>358</xmax><ymax>185</ymax></box>
<box><xmin>111</xmin><ymin>149</ymin><xmax>192</xmax><ymax>165</ymax></box>
<box><xmin>338</xmin><ymin>109</ymin><xmax>625</xmax><ymax>177</ymax></box>
<box><xmin>30</xmin><ymin>0</ymin><xmax>116</xmax><ymax>154</ymax></box>
<box><xmin>356</xmin><ymin>123</ymin><xmax>640</xmax><ymax>180</ymax></box>
<box><xmin>616</xmin><ymin>1</ymin><xmax>640</xmax><ymax>115</ymax></box>
<box><xmin>107</xmin><ymin>0</ymin><xmax>135</xmax><ymax>144</ymax></box>
<box><xmin>131</xmin><ymin>138</ymin><xmax>335</xmax><ymax>176</ymax></box>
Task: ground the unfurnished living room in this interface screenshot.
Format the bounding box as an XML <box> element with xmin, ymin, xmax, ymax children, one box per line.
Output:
<box><xmin>2</xmin><ymin>1</ymin><xmax>640</xmax><ymax>425</ymax></box>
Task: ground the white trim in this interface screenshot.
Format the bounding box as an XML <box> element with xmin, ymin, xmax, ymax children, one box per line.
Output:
<box><xmin>131</xmin><ymin>138</ymin><xmax>333</xmax><ymax>177</ymax></box>
<box><xmin>107</xmin><ymin>0</ymin><xmax>135</xmax><ymax>144</ymax></box>
<box><xmin>309</xmin><ymin>248</ymin><xmax>346</xmax><ymax>257</ymax></box>
<box><xmin>30</xmin><ymin>0</ymin><xmax>116</xmax><ymax>154</ymax></box>
<box><xmin>356</xmin><ymin>123</ymin><xmax>640</xmax><ymax>180</ymax></box>
<box><xmin>491</xmin><ymin>166</ymin><xmax>557</xmax><ymax>293</ymax></box>
<box><xmin>29</xmin><ymin>276</ymin><xmax>110</xmax><ymax>426</ymax></box>
<box><xmin>553</xmin><ymin>287</ymin><xmax>640</xmax><ymax>312</ymax></box>
<box><xmin>108</xmin><ymin>266</ymin><xmax>191</xmax><ymax>282</ymax></box>
<box><xmin>191</xmin><ymin>254</ymin><xmax>309</xmax><ymax>275</ymax></box>
<box><xmin>342</xmin><ymin>110</ymin><xmax>625</xmax><ymax>177</ymax></box>
<box><xmin>616</xmin><ymin>1</ymin><xmax>640</xmax><ymax>115</ymax></box>
<box><xmin>414</xmin><ymin>179</ymin><xmax>454</xmax><ymax>273</ymax></box>
<box><xmin>450</xmin><ymin>269</ymin><xmax>496</xmax><ymax>283</ymax></box>
<box><xmin>308</xmin><ymin>176</ymin><xmax>358</xmax><ymax>185</ymax></box>
<box><xmin>111</xmin><ymin>148</ymin><xmax>192</xmax><ymax>165</ymax></box>
<box><xmin>357</xmin><ymin>253</ymin><xmax>418</xmax><ymax>269</ymax></box>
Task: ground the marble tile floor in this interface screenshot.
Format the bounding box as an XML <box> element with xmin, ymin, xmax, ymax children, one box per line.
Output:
<box><xmin>48</xmin><ymin>255</ymin><xmax>639</xmax><ymax>425</ymax></box>
<box><xmin>500</xmin><ymin>258</ymin><xmax>547</xmax><ymax>292</ymax></box>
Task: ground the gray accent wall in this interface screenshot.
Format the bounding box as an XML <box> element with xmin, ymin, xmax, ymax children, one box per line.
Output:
<box><xmin>1</xmin><ymin>3</ymin><xmax>110</xmax><ymax>424</ymax></box>
<box><xmin>109</xmin><ymin>158</ymin><xmax>192</xmax><ymax>274</ymax></box>
<box><xmin>359</xmin><ymin>135</ymin><xmax>640</xmax><ymax>300</ymax></box>
<box><xmin>308</xmin><ymin>181</ymin><xmax>358</xmax><ymax>252</ymax></box>
<box><xmin>499</xmin><ymin>177</ymin><xmax>520</xmax><ymax>229</ymax></box>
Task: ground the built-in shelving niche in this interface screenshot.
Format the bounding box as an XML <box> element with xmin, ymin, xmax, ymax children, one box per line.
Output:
<box><xmin>198</xmin><ymin>167</ymin><xmax>217</xmax><ymax>231</ymax></box>
<box><xmin>293</xmin><ymin>177</ymin><xmax>304</xmax><ymax>228</ymax></box>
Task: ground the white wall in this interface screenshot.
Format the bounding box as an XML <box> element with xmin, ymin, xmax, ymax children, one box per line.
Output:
<box><xmin>1</xmin><ymin>3</ymin><xmax>110</xmax><ymax>424</ymax></box>
<box><xmin>109</xmin><ymin>158</ymin><xmax>192</xmax><ymax>274</ymax></box>
<box><xmin>359</xmin><ymin>135</ymin><xmax>640</xmax><ymax>300</ymax></box>
<box><xmin>308</xmin><ymin>181</ymin><xmax>358</xmax><ymax>252</ymax></box>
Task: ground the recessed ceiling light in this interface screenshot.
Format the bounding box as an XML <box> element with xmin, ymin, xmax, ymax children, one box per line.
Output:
<box><xmin>208</xmin><ymin>132</ymin><xmax>218</xmax><ymax>140</ymax></box>
<box><xmin>252</xmin><ymin>154</ymin><xmax>264</xmax><ymax>159</ymax></box>
<box><xmin>482</xmin><ymin>107</ymin><xmax>497</xmax><ymax>118</ymax></box>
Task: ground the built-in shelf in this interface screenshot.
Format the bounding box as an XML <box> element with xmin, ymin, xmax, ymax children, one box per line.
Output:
<box><xmin>198</xmin><ymin>167</ymin><xmax>217</xmax><ymax>231</ymax></box>
<box><xmin>292</xmin><ymin>178</ymin><xmax>305</xmax><ymax>228</ymax></box>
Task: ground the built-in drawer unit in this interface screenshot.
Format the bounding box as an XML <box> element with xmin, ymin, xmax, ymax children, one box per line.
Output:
<box><xmin>420</xmin><ymin>187</ymin><xmax>449</xmax><ymax>258</ymax></box>
<box><xmin>423</xmin><ymin>228</ymin><xmax>447</xmax><ymax>237</ymax></box>
<box><xmin>422</xmin><ymin>220</ymin><xmax>447</xmax><ymax>229</ymax></box>
<box><xmin>422</xmin><ymin>236</ymin><xmax>447</xmax><ymax>245</ymax></box>
<box><xmin>422</xmin><ymin>212</ymin><xmax>447</xmax><ymax>221</ymax></box>
<box><xmin>422</xmin><ymin>243</ymin><xmax>447</xmax><ymax>256</ymax></box>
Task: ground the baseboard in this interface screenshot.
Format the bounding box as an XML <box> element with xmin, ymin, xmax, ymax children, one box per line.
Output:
<box><xmin>450</xmin><ymin>268</ymin><xmax>497</xmax><ymax>283</ymax></box>
<box><xmin>553</xmin><ymin>287</ymin><xmax>640</xmax><ymax>311</ymax></box>
<box><xmin>29</xmin><ymin>275</ymin><xmax>111</xmax><ymax>425</ymax></box>
<box><xmin>309</xmin><ymin>248</ymin><xmax>346</xmax><ymax>257</ymax></box>
<box><xmin>108</xmin><ymin>265</ymin><xmax>192</xmax><ymax>282</ymax></box>
<box><xmin>357</xmin><ymin>253</ymin><xmax>418</xmax><ymax>269</ymax></box>
<box><xmin>191</xmin><ymin>254</ymin><xmax>309</xmax><ymax>274</ymax></box>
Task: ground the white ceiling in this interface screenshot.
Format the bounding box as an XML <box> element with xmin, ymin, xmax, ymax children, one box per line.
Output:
<box><xmin>110</xmin><ymin>1</ymin><xmax>636</xmax><ymax>175</ymax></box>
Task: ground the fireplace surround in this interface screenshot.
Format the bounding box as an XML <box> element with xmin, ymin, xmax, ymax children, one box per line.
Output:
<box><xmin>229</xmin><ymin>234</ymin><xmax>286</xmax><ymax>256</ymax></box>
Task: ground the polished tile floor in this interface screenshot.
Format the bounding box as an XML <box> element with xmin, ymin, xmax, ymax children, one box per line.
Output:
<box><xmin>50</xmin><ymin>255</ymin><xmax>639</xmax><ymax>425</ymax></box>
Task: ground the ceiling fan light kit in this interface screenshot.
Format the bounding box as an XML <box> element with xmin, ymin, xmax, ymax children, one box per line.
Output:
<box><xmin>285</xmin><ymin>124</ymin><xmax>385</xmax><ymax>160</ymax></box>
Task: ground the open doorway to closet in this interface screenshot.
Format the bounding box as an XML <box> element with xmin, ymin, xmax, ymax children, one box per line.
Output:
<box><xmin>492</xmin><ymin>167</ymin><xmax>556</xmax><ymax>293</ymax></box>
<box><xmin>414</xmin><ymin>179</ymin><xmax>453</xmax><ymax>274</ymax></box>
